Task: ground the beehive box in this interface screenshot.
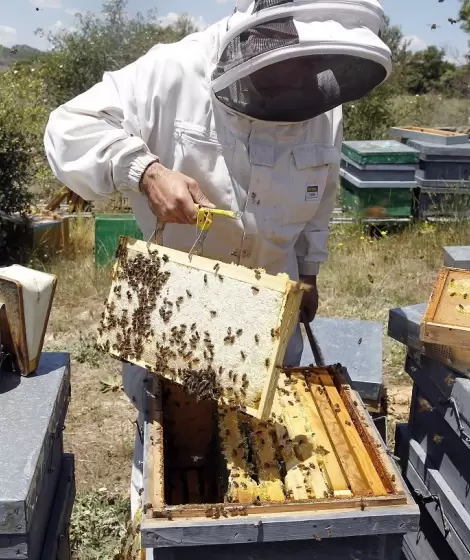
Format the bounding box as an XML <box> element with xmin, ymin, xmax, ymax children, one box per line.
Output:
<box><xmin>421</xmin><ymin>268</ymin><xmax>470</xmax><ymax>351</ymax></box>
<box><xmin>388</xmin><ymin>303</ymin><xmax>470</xmax><ymax>377</ymax></box>
<box><xmin>396</xmin><ymin>426</ymin><xmax>470</xmax><ymax>560</ymax></box>
<box><xmin>340</xmin><ymin>176</ymin><xmax>413</xmax><ymax>219</ymax></box>
<box><xmin>140</xmin><ymin>365</ymin><xmax>409</xmax><ymax>533</ymax></box>
<box><xmin>413</xmin><ymin>187</ymin><xmax>470</xmax><ymax>219</ymax></box>
<box><xmin>97</xmin><ymin>237</ymin><xmax>308</xmax><ymax>420</ymax></box>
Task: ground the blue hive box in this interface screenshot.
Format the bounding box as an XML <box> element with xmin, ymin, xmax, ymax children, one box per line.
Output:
<box><xmin>0</xmin><ymin>353</ymin><xmax>74</xmax><ymax>560</ymax></box>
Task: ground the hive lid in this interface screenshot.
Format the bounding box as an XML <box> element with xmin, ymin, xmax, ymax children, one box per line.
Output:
<box><xmin>342</xmin><ymin>140</ymin><xmax>419</xmax><ymax>166</ymax></box>
<box><xmin>0</xmin><ymin>265</ymin><xmax>57</xmax><ymax>375</ymax></box>
<box><xmin>407</xmin><ymin>139</ymin><xmax>470</xmax><ymax>157</ymax></box>
<box><xmin>0</xmin><ymin>353</ymin><xmax>70</xmax><ymax>535</ymax></box>
<box><xmin>391</xmin><ymin>126</ymin><xmax>469</xmax><ymax>146</ymax></box>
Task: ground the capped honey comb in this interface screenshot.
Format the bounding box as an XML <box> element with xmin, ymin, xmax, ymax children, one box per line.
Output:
<box><xmin>97</xmin><ymin>237</ymin><xmax>309</xmax><ymax>420</ymax></box>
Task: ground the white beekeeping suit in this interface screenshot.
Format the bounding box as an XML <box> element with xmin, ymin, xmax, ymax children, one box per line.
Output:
<box><xmin>44</xmin><ymin>0</ymin><xmax>391</xmax><ymax>539</ymax></box>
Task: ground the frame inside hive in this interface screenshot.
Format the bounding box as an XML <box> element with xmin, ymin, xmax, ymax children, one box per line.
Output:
<box><xmin>97</xmin><ymin>237</ymin><xmax>308</xmax><ymax>420</ymax></box>
<box><xmin>421</xmin><ymin>267</ymin><xmax>470</xmax><ymax>351</ymax></box>
<box><xmin>142</xmin><ymin>366</ymin><xmax>407</xmax><ymax>522</ymax></box>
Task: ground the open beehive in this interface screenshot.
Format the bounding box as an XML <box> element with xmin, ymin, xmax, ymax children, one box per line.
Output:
<box><xmin>142</xmin><ymin>365</ymin><xmax>407</xmax><ymax>523</ymax></box>
<box><xmin>97</xmin><ymin>237</ymin><xmax>309</xmax><ymax>420</ymax></box>
<box><xmin>421</xmin><ymin>268</ymin><xmax>470</xmax><ymax>367</ymax></box>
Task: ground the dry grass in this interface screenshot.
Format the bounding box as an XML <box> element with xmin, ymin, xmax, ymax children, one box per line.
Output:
<box><xmin>36</xmin><ymin>217</ymin><xmax>470</xmax><ymax>558</ymax></box>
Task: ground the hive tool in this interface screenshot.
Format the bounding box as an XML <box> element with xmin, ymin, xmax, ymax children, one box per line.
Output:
<box><xmin>301</xmin><ymin>310</ymin><xmax>325</xmax><ymax>367</ymax></box>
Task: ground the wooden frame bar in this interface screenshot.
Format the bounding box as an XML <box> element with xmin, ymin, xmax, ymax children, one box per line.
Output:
<box><xmin>421</xmin><ymin>267</ymin><xmax>470</xmax><ymax>351</ymax></box>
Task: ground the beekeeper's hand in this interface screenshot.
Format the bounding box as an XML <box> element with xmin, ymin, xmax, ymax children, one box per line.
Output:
<box><xmin>140</xmin><ymin>162</ymin><xmax>215</xmax><ymax>224</ymax></box>
<box><xmin>300</xmin><ymin>275</ymin><xmax>319</xmax><ymax>323</ymax></box>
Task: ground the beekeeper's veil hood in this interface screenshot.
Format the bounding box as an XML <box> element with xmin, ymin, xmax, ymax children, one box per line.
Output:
<box><xmin>212</xmin><ymin>0</ymin><xmax>392</xmax><ymax>122</ymax></box>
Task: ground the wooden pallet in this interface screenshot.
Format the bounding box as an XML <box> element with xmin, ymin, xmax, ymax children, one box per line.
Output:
<box><xmin>142</xmin><ymin>366</ymin><xmax>407</xmax><ymax>523</ymax></box>
<box><xmin>421</xmin><ymin>267</ymin><xmax>470</xmax><ymax>353</ymax></box>
<box><xmin>97</xmin><ymin>237</ymin><xmax>309</xmax><ymax>420</ymax></box>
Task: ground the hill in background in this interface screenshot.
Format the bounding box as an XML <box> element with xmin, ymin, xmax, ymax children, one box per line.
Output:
<box><xmin>0</xmin><ymin>44</ymin><xmax>43</xmax><ymax>71</ymax></box>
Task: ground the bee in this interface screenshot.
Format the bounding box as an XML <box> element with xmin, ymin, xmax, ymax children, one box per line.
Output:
<box><xmin>265</xmin><ymin>358</ymin><xmax>270</xmax><ymax>368</ymax></box>
<box><xmin>176</xmin><ymin>296</ymin><xmax>184</xmax><ymax>304</ymax></box>
<box><xmin>225</xmin><ymin>429</ymin><xmax>231</xmax><ymax>436</ymax></box>
<box><xmin>205</xmin><ymin>331</ymin><xmax>210</xmax><ymax>337</ymax></box>
<box><xmin>229</xmin><ymin>370</ymin><xmax>233</xmax><ymax>380</ymax></box>
<box><xmin>227</xmin><ymin>327</ymin><xmax>232</xmax><ymax>336</ymax></box>
<box><xmin>204</xmin><ymin>274</ymin><xmax>208</xmax><ymax>284</ymax></box>
<box><xmin>186</xmin><ymin>289</ymin><xmax>192</xmax><ymax>298</ymax></box>
<box><xmin>210</xmin><ymin>310</ymin><xmax>217</xmax><ymax>317</ymax></box>
<box><xmin>218</xmin><ymin>275</ymin><xmax>224</xmax><ymax>282</ymax></box>
<box><xmin>255</xmin><ymin>269</ymin><xmax>261</xmax><ymax>280</ymax></box>
<box><xmin>232</xmin><ymin>481</ymin><xmax>239</xmax><ymax>488</ymax></box>
<box><xmin>232</xmin><ymin>449</ymin><xmax>238</xmax><ymax>458</ymax></box>
<box><xmin>233</xmin><ymin>373</ymin><xmax>238</xmax><ymax>383</ymax></box>
<box><xmin>240</xmin><ymin>351</ymin><xmax>246</xmax><ymax>360</ymax></box>
<box><xmin>240</xmin><ymin>482</ymin><xmax>247</xmax><ymax>489</ymax></box>
<box><xmin>242</xmin><ymin>373</ymin><xmax>247</xmax><ymax>382</ymax></box>
<box><xmin>162</xmin><ymin>254</ymin><xmax>169</xmax><ymax>263</ymax></box>
<box><xmin>213</xmin><ymin>263</ymin><xmax>220</xmax><ymax>273</ymax></box>
<box><xmin>288</xmin><ymin>400</ymin><xmax>294</xmax><ymax>406</ymax></box>
<box><xmin>465</xmin><ymin>294</ymin><xmax>468</xmax><ymax>300</ymax></box>
<box><xmin>219</xmin><ymin>366</ymin><xmax>224</xmax><ymax>375</ymax></box>
<box><xmin>255</xmin><ymin>334</ymin><xmax>260</xmax><ymax>344</ymax></box>
<box><xmin>251</xmin><ymin>286</ymin><xmax>260</xmax><ymax>295</ymax></box>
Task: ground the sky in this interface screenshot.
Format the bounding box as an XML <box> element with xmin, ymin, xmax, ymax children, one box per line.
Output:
<box><xmin>0</xmin><ymin>0</ymin><xmax>468</xmax><ymax>64</ymax></box>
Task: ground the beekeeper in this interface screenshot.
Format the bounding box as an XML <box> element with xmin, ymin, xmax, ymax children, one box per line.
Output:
<box><xmin>44</xmin><ymin>0</ymin><xmax>391</xmax><ymax>527</ymax></box>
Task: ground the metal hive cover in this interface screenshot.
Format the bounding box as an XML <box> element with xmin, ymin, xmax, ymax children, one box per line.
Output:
<box><xmin>342</xmin><ymin>140</ymin><xmax>419</xmax><ymax>166</ymax></box>
<box><xmin>0</xmin><ymin>353</ymin><xmax>70</xmax><ymax>535</ymax></box>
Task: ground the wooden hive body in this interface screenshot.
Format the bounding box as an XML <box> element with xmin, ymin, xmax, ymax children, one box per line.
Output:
<box><xmin>97</xmin><ymin>237</ymin><xmax>308</xmax><ymax>420</ymax></box>
<box><xmin>141</xmin><ymin>366</ymin><xmax>408</xmax><ymax>527</ymax></box>
<box><xmin>421</xmin><ymin>267</ymin><xmax>470</xmax><ymax>360</ymax></box>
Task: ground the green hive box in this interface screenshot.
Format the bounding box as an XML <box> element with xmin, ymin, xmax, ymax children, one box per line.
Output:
<box><xmin>342</xmin><ymin>140</ymin><xmax>419</xmax><ymax>166</ymax></box>
<box><xmin>95</xmin><ymin>213</ymin><xmax>143</xmax><ymax>267</ymax></box>
<box><xmin>340</xmin><ymin>177</ymin><xmax>413</xmax><ymax>218</ymax></box>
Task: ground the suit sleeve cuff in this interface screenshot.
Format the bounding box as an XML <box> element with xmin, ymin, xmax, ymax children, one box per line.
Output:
<box><xmin>125</xmin><ymin>152</ymin><xmax>159</xmax><ymax>192</ymax></box>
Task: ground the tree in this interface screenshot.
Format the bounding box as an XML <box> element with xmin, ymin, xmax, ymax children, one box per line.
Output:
<box><xmin>405</xmin><ymin>46</ymin><xmax>455</xmax><ymax>94</ymax></box>
<box><xmin>460</xmin><ymin>0</ymin><xmax>470</xmax><ymax>33</ymax></box>
<box><xmin>37</xmin><ymin>0</ymin><xmax>198</xmax><ymax>106</ymax></box>
<box><xmin>381</xmin><ymin>15</ymin><xmax>409</xmax><ymax>64</ymax></box>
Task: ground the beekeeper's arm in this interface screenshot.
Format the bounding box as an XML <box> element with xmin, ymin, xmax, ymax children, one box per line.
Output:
<box><xmin>44</xmin><ymin>46</ymin><xmax>212</xmax><ymax>224</ymax></box>
<box><xmin>296</xmin><ymin>113</ymin><xmax>343</xmax><ymax>318</ymax></box>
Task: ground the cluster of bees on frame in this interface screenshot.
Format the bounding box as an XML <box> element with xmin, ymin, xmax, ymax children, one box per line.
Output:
<box><xmin>218</xmin><ymin>373</ymin><xmax>332</xmax><ymax>504</ymax></box>
<box><xmin>448</xmin><ymin>277</ymin><xmax>470</xmax><ymax>314</ymax></box>
<box><xmin>97</xmin><ymin>244</ymin><xmax>281</xmax><ymax>405</ymax></box>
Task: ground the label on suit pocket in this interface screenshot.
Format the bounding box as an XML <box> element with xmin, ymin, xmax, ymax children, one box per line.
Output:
<box><xmin>305</xmin><ymin>184</ymin><xmax>319</xmax><ymax>201</ymax></box>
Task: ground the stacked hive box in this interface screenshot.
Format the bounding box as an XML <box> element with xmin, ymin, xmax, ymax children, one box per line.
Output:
<box><xmin>387</xmin><ymin>303</ymin><xmax>470</xmax><ymax>560</ymax></box>
<box><xmin>0</xmin><ymin>354</ymin><xmax>75</xmax><ymax>560</ymax></box>
<box><xmin>390</xmin><ymin>127</ymin><xmax>470</xmax><ymax>219</ymax></box>
<box><xmin>340</xmin><ymin>140</ymin><xmax>419</xmax><ymax>219</ymax></box>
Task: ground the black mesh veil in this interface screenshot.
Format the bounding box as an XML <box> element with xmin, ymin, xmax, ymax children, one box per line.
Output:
<box><xmin>212</xmin><ymin>1</ymin><xmax>390</xmax><ymax>122</ymax></box>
